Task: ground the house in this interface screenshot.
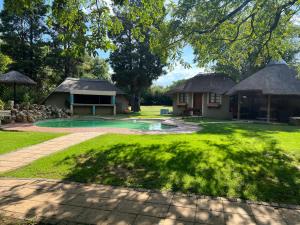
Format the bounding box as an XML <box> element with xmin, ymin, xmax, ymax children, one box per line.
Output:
<box><xmin>169</xmin><ymin>73</ymin><xmax>236</xmax><ymax>119</ymax></box>
<box><xmin>227</xmin><ymin>61</ymin><xmax>300</xmax><ymax>122</ymax></box>
<box><xmin>44</xmin><ymin>78</ymin><xmax>128</xmax><ymax>115</ymax></box>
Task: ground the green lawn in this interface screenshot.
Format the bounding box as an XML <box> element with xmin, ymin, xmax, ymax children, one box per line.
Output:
<box><xmin>0</xmin><ymin>131</ymin><xmax>65</xmax><ymax>155</ymax></box>
<box><xmin>115</xmin><ymin>105</ymin><xmax>173</xmax><ymax>118</ymax></box>
<box><xmin>3</xmin><ymin>120</ymin><xmax>300</xmax><ymax>204</ymax></box>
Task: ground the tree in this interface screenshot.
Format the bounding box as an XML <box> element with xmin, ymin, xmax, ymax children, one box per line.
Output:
<box><xmin>210</xmin><ymin>24</ymin><xmax>300</xmax><ymax>81</ymax></box>
<box><xmin>109</xmin><ymin>1</ymin><xmax>166</xmax><ymax>112</ymax></box>
<box><xmin>167</xmin><ymin>79</ymin><xmax>187</xmax><ymax>90</ymax></box>
<box><xmin>78</xmin><ymin>54</ymin><xmax>110</xmax><ymax>80</ymax></box>
<box><xmin>141</xmin><ymin>85</ymin><xmax>172</xmax><ymax>106</ymax></box>
<box><xmin>0</xmin><ymin>0</ymin><xmax>49</xmax><ymax>84</ymax></box>
<box><xmin>155</xmin><ymin>0</ymin><xmax>300</xmax><ymax>79</ymax></box>
<box><xmin>47</xmin><ymin>0</ymin><xmax>88</xmax><ymax>80</ymax></box>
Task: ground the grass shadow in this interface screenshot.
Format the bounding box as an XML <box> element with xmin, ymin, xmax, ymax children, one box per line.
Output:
<box><xmin>57</xmin><ymin>138</ymin><xmax>300</xmax><ymax>204</ymax></box>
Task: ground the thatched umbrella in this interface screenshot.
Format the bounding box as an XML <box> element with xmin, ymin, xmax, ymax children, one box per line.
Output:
<box><xmin>0</xmin><ymin>70</ymin><xmax>37</xmax><ymax>103</ymax></box>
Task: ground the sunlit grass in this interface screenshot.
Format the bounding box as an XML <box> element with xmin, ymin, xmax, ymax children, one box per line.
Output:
<box><xmin>0</xmin><ymin>131</ymin><xmax>65</xmax><ymax>155</ymax></box>
<box><xmin>114</xmin><ymin>105</ymin><xmax>173</xmax><ymax>119</ymax></box>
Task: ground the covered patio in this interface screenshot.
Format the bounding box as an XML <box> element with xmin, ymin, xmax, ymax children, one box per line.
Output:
<box><xmin>45</xmin><ymin>78</ymin><xmax>128</xmax><ymax>116</ymax></box>
<box><xmin>228</xmin><ymin>62</ymin><xmax>300</xmax><ymax>122</ymax></box>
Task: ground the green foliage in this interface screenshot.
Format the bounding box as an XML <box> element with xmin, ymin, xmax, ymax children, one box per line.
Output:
<box><xmin>0</xmin><ymin>99</ymin><xmax>4</xmax><ymax>110</ymax></box>
<box><xmin>77</xmin><ymin>54</ymin><xmax>111</xmax><ymax>80</ymax></box>
<box><xmin>166</xmin><ymin>79</ymin><xmax>186</xmax><ymax>90</ymax></box>
<box><xmin>212</xmin><ymin>24</ymin><xmax>300</xmax><ymax>81</ymax></box>
<box><xmin>0</xmin><ymin>0</ymin><xmax>49</xmax><ymax>82</ymax></box>
<box><xmin>4</xmin><ymin>121</ymin><xmax>300</xmax><ymax>204</ymax></box>
<box><xmin>158</xmin><ymin>0</ymin><xmax>300</xmax><ymax>78</ymax></box>
<box><xmin>142</xmin><ymin>85</ymin><xmax>172</xmax><ymax>105</ymax></box>
<box><xmin>22</xmin><ymin>92</ymin><xmax>32</xmax><ymax>104</ymax></box>
<box><xmin>0</xmin><ymin>0</ymin><xmax>53</xmax><ymax>102</ymax></box>
<box><xmin>47</xmin><ymin>0</ymin><xmax>88</xmax><ymax>79</ymax></box>
<box><xmin>0</xmin><ymin>52</ymin><xmax>13</xmax><ymax>73</ymax></box>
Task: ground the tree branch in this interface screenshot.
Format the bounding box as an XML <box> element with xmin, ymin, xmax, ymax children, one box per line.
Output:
<box><xmin>165</xmin><ymin>0</ymin><xmax>253</xmax><ymax>48</ymax></box>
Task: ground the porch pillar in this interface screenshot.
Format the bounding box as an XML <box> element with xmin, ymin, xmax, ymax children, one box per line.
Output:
<box><xmin>237</xmin><ymin>93</ymin><xmax>241</xmax><ymax>120</ymax></box>
<box><xmin>112</xmin><ymin>96</ymin><xmax>116</xmax><ymax>115</ymax></box>
<box><xmin>111</xmin><ymin>96</ymin><xmax>116</xmax><ymax>105</ymax></box>
<box><xmin>92</xmin><ymin>105</ymin><xmax>96</xmax><ymax>116</ymax></box>
<box><xmin>267</xmin><ymin>95</ymin><xmax>271</xmax><ymax>123</ymax></box>
<box><xmin>70</xmin><ymin>94</ymin><xmax>74</xmax><ymax>115</ymax></box>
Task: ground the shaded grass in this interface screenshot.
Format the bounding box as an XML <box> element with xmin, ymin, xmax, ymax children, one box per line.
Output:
<box><xmin>0</xmin><ymin>131</ymin><xmax>65</xmax><ymax>155</ymax></box>
<box><xmin>3</xmin><ymin>121</ymin><xmax>300</xmax><ymax>204</ymax></box>
<box><xmin>0</xmin><ymin>214</ymin><xmax>41</xmax><ymax>225</ymax></box>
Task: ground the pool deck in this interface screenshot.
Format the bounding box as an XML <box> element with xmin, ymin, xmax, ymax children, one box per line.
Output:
<box><xmin>0</xmin><ymin>118</ymin><xmax>200</xmax><ymax>134</ymax></box>
<box><xmin>1</xmin><ymin>178</ymin><xmax>299</xmax><ymax>225</ymax></box>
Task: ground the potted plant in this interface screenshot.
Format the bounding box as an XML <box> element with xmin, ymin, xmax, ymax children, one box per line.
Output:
<box><xmin>184</xmin><ymin>107</ymin><xmax>193</xmax><ymax>116</ymax></box>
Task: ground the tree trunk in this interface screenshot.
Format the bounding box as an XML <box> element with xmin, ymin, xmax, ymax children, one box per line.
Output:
<box><xmin>131</xmin><ymin>93</ymin><xmax>141</xmax><ymax>112</ymax></box>
<box><xmin>64</xmin><ymin>56</ymin><xmax>70</xmax><ymax>79</ymax></box>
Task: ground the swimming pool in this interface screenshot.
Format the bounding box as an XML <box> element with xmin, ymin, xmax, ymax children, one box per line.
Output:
<box><xmin>34</xmin><ymin>118</ymin><xmax>174</xmax><ymax>131</ymax></box>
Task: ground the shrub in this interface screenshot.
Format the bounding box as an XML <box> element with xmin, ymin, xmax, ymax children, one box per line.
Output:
<box><xmin>0</xmin><ymin>99</ymin><xmax>4</xmax><ymax>110</ymax></box>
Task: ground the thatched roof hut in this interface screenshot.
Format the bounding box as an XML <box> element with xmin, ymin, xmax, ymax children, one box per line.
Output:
<box><xmin>168</xmin><ymin>73</ymin><xmax>235</xmax><ymax>119</ymax></box>
<box><xmin>227</xmin><ymin>62</ymin><xmax>300</xmax><ymax>96</ymax></box>
<box><xmin>169</xmin><ymin>73</ymin><xmax>235</xmax><ymax>94</ymax></box>
<box><xmin>227</xmin><ymin>62</ymin><xmax>300</xmax><ymax>122</ymax></box>
<box><xmin>53</xmin><ymin>77</ymin><xmax>124</xmax><ymax>94</ymax></box>
<box><xmin>44</xmin><ymin>78</ymin><xmax>128</xmax><ymax>116</ymax></box>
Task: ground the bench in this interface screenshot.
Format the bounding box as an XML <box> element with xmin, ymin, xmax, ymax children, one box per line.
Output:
<box><xmin>0</xmin><ymin>110</ymin><xmax>11</xmax><ymax>125</ymax></box>
<box><xmin>160</xmin><ymin>109</ymin><xmax>170</xmax><ymax>115</ymax></box>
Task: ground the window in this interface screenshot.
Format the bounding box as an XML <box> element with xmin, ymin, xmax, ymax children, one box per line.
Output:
<box><xmin>178</xmin><ymin>93</ymin><xmax>187</xmax><ymax>104</ymax></box>
<box><xmin>208</xmin><ymin>92</ymin><xmax>222</xmax><ymax>104</ymax></box>
<box><xmin>74</xmin><ymin>95</ymin><xmax>112</xmax><ymax>104</ymax></box>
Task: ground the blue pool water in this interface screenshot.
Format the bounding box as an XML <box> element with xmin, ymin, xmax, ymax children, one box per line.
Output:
<box><xmin>34</xmin><ymin>118</ymin><xmax>174</xmax><ymax>131</ymax></box>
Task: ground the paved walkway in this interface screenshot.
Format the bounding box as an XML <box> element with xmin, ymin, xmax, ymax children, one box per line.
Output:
<box><xmin>0</xmin><ymin>179</ymin><xmax>299</xmax><ymax>225</ymax></box>
<box><xmin>0</xmin><ymin>132</ymin><xmax>101</xmax><ymax>172</ymax></box>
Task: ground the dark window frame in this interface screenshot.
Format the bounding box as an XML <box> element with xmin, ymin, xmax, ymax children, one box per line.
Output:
<box><xmin>208</xmin><ymin>92</ymin><xmax>222</xmax><ymax>104</ymax></box>
<box><xmin>178</xmin><ymin>93</ymin><xmax>187</xmax><ymax>104</ymax></box>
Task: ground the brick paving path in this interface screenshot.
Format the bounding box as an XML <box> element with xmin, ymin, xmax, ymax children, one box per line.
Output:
<box><xmin>0</xmin><ymin>132</ymin><xmax>101</xmax><ymax>172</ymax></box>
<box><xmin>0</xmin><ymin>179</ymin><xmax>299</xmax><ymax>225</ymax></box>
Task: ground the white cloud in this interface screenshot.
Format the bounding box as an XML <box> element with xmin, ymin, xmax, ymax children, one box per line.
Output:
<box><xmin>154</xmin><ymin>63</ymin><xmax>205</xmax><ymax>87</ymax></box>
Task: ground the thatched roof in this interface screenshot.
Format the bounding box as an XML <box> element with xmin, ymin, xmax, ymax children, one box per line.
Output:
<box><xmin>0</xmin><ymin>71</ymin><xmax>36</xmax><ymax>85</ymax></box>
<box><xmin>169</xmin><ymin>73</ymin><xmax>236</xmax><ymax>94</ymax></box>
<box><xmin>227</xmin><ymin>63</ymin><xmax>300</xmax><ymax>95</ymax></box>
<box><xmin>54</xmin><ymin>77</ymin><xmax>124</xmax><ymax>94</ymax></box>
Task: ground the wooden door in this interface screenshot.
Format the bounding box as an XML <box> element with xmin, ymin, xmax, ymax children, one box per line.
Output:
<box><xmin>193</xmin><ymin>93</ymin><xmax>203</xmax><ymax>115</ymax></box>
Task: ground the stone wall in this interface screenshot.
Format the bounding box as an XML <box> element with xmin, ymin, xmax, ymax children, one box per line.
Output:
<box><xmin>7</xmin><ymin>104</ymin><xmax>70</xmax><ymax>123</ymax></box>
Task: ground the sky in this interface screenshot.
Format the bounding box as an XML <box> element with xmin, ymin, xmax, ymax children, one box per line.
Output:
<box><xmin>98</xmin><ymin>46</ymin><xmax>202</xmax><ymax>87</ymax></box>
<box><xmin>0</xmin><ymin>0</ymin><xmax>203</xmax><ymax>87</ymax></box>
